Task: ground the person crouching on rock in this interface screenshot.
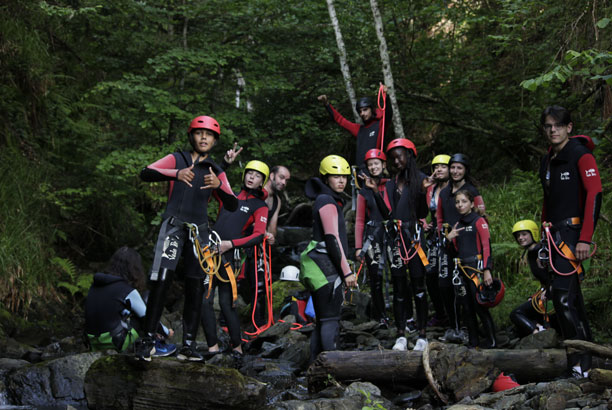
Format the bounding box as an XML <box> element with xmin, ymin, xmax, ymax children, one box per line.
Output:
<box><xmin>85</xmin><ymin>246</ymin><xmax>175</xmax><ymax>356</ymax></box>
<box><xmin>300</xmin><ymin>155</ymin><xmax>357</xmax><ymax>361</ymax></box>
<box><xmin>509</xmin><ymin>220</ymin><xmax>559</xmax><ymax>337</ymax></box>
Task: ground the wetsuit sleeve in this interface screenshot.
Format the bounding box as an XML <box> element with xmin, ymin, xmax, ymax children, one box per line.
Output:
<box><xmin>140</xmin><ymin>154</ymin><xmax>179</xmax><ymax>182</ymax></box>
<box><xmin>355</xmin><ymin>194</ymin><xmax>367</xmax><ymax>249</ymax></box>
<box><xmin>126</xmin><ymin>290</ymin><xmax>170</xmax><ymax>337</ymax></box>
<box><xmin>326</xmin><ymin>104</ymin><xmax>360</xmax><ymax>137</ymax></box>
<box><xmin>231</xmin><ymin>206</ymin><xmax>268</xmax><ymax>248</ymax></box>
<box><xmin>474</xmin><ymin>195</ymin><xmax>485</xmax><ymax>214</ymax></box>
<box><xmin>476</xmin><ymin>217</ymin><xmax>492</xmax><ymax>271</ymax></box>
<box><xmin>213</xmin><ymin>172</ymin><xmax>238</xmax><ymax>212</ymax></box>
<box><xmin>319</xmin><ymin>203</ymin><xmax>352</xmax><ymax>277</ymax></box>
<box><xmin>577</xmin><ymin>153</ymin><xmax>602</xmax><ymax>243</ymax></box>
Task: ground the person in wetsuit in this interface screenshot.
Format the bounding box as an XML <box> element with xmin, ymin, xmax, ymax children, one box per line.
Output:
<box><xmin>355</xmin><ymin>149</ymin><xmax>391</xmax><ymax>327</ymax></box>
<box><xmin>317</xmin><ymin>85</ymin><xmax>392</xmax><ymax>168</ymax></box>
<box><xmin>85</xmin><ymin>246</ymin><xmax>175</xmax><ymax>354</ymax></box>
<box><xmin>135</xmin><ymin>115</ymin><xmax>238</xmax><ymax>361</ymax></box>
<box><xmin>263</xmin><ymin>165</ymin><xmax>291</xmax><ymax>245</ymax></box>
<box><xmin>435</xmin><ymin>153</ymin><xmax>485</xmax><ymax>343</ymax></box>
<box><xmin>446</xmin><ymin>189</ymin><xmax>497</xmax><ymax>348</ymax></box>
<box><xmin>300</xmin><ymin>155</ymin><xmax>357</xmax><ymax>361</ymax></box>
<box><xmin>385</xmin><ymin>138</ymin><xmax>433</xmax><ymax>352</ymax></box>
<box><xmin>201</xmin><ymin>160</ymin><xmax>270</xmax><ymax>359</ymax></box>
<box><xmin>423</xmin><ymin>155</ymin><xmax>451</xmax><ymax>330</ymax></box>
<box><xmin>538</xmin><ymin>105</ymin><xmax>602</xmax><ymax>378</ymax></box>
<box><xmin>509</xmin><ymin>220</ymin><xmax>559</xmax><ymax>337</ymax></box>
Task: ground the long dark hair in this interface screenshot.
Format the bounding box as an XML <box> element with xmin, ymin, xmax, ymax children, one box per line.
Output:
<box><xmin>105</xmin><ymin>246</ymin><xmax>146</xmax><ymax>291</ymax></box>
<box><xmin>393</xmin><ymin>148</ymin><xmax>422</xmax><ymax>221</ymax></box>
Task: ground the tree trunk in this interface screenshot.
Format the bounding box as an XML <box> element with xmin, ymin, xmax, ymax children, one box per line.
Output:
<box><xmin>307</xmin><ymin>348</ymin><xmax>568</xmax><ymax>390</ymax></box>
<box><xmin>370</xmin><ymin>0</ymin><xmax>405</xmax><ymax>139</ymax></box>
<box><xmin>324</xmin><ymin>0</ymin><xmax>360</xmax><ymax>123</ymax></box>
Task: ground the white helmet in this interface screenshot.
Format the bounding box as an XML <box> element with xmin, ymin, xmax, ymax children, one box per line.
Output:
<box><xmin>280</xmin><ymin>265</ymin><xmax>300</xmax><ymax>281</ymax></box>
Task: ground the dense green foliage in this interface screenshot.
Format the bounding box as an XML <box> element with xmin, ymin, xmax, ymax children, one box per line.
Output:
<box><xmin>1</xmin><ymin>0</ymin><xmax>610</xmax><ymax>338</ymax></box>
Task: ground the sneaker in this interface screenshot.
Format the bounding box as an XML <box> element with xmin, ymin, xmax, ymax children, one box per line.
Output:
<box><xmin>153</xmin><ymin>340</ymin><xmax>177</xmax><ymax>357</ymax></box>
<box><xmin>176</xmin><ymin>343</ymin><xmax>204</xmax><ymax>362</ymax></box>
<box><xmin>378</xmin><ymin>317</ymin><xmax>390</xmax><ymax>329</ymax></box>
<box><xmin>571</xmin><ymin>365</ymin><xmax>589</xmax><ymax>379</ymax></box>
<box><xmin>413</xmin><ymin>338</ymin><xmax>428</xmax><ymax>351</ymax></box>
<box><xmin>392</xmin><ymin>336</ymin><xmax>408</xmax><ymax>351</ymax></box>
<box><xmin>439</xmin><ymin>328</ymin><xmax>455</xmax><ymax>342</ymax></box>
<box><xmin>405</xmin><ymin>319</ymin><xmax>418</xmax><ymax>334</ymax></box>
<box><xmin>135</xmin><ymin>337</ymin><xmax>156</xmax><ymax>362</ymax></box>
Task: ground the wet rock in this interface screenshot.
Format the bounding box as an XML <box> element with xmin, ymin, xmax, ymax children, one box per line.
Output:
<box><xmin>515</xmin><ymin>328</ymin><xmax>559</xmax><ymax>350</ymax></box>
<box><xmin>84</xmin><ymin>354</ymin><xmax>266</xmax><ymax>410</ymax></box>
<box><xmin>5</xmin><ymin>351</ymin><xmax>102</xmax><ymax>407</ymax></box>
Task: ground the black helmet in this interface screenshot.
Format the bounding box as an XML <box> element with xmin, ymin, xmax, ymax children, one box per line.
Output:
<box><xmin>449</xmin><ymin>153</ymin><xmax>470</xmax><ymax>170</ymax></box>
<box><xmin>355</xmin><ymin>97</ymin><xmax>374</xmax><ymax>112</ymax></box>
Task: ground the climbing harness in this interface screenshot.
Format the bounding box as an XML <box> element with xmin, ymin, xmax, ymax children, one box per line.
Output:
<box><xmin>245</xmin><ymin>237</ymin><xmax>274</xmax><ymax>338</ymax></box>
<box><xmin>541</xmin><ymin>221</ymin><xmax>596</xmax><ymax>276</ymax></box>
<box><xmin>531</xmin><ymin>288</ymin><xmax>555</xmax><ymax>323</ymax></box>
<box><xmin>394</xmin><ymin>220</ymin><xmax>429</xmax><ymax>267</ymax></box>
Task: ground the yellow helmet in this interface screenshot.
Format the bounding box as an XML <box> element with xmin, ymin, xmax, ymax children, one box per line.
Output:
<box><xmin>319</xmin><ymin>155</ymin><xmax>351</xmax><ymax>176</ymax></box>
<box><xmin>243</xmin><ymin>160</ymin><xmax>270</xmax><ymax>186</ymax></box>
<box><xmin>512</xmin><ymin>219</ymin><xmax>540</xmax><ymax>243</ymax></box>
<box><xmin>431</xmin><ymin>154</ymin><xmax>451</xmax><ymax>167</ymax></box>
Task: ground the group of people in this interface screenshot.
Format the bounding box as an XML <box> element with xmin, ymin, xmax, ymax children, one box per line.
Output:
<box><xmin>85</xmin><ymin>115</ymin><xmax>291</xmax><ymax>362</ymax></box>
<box><xmin>85</xmin><ymin>86</ymin><xmax>601</xmax><ymax>379</ymax></box>
<box><xmin>311</xmin><ymin>91</ymin><xmax>601</xmax><ymax>378</ymax></box>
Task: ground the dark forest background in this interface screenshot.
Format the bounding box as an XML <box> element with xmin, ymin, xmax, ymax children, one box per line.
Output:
<box><xmin>1</xmin><ymin>0</ymin><xmax>610</xmax><ymax>338</ymax></box>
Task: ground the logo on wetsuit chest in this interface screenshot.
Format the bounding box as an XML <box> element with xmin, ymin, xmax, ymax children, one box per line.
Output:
<box><xmin>369</xmin><ymin>130</ymin><xmax>376</xmax><ymax>137</ymax></box>
<box><xmin>560</xmin><ymin>172</ymin><xmax>570</xmax><ymax>181</ymax></box>
<box><xmin>465</xmin><ymin>226</ymin><xmax>473</xmax><ymax>232</ymax></box>
<box><xmin>240</xmin><ymin>205</ymin><xmax>250</xmax><ymax>213</ymax></box>
<box><xmin>585</xmin><ymin>168</ymin><xmax>597</xmax><ymax>177</ymax></box>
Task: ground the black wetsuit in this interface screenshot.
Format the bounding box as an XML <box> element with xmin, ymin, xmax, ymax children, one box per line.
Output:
<box><xmin>385</xmin><ymin>172</ymin><xmax>429</xmax><ymax>335</ymax></box>
<box><xmin>139</xmin><ymin>151</ymin><xmax>237</xmax><ymax>345</ymax></box>
<box><xmin>450</xmin><ymin>211</ymin><xmax>496</xmax><ymax>348</ymax></box>
<box><xmin>539</xmin><ymin>138</ymin><xmax>602</xmax><ymax>371</ymax></box>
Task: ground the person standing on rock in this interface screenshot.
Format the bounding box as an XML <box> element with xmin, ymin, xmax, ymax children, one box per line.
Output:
<box><xmin>538</xmin><ymin>105</ymin><xmax>602</xmax><ymax>378</ymax></box>
<box><xmin>445</xmin><ymin>190</ymin><xmax>498</xmax><ymax>349</ymax></box>
<box><xmin>200</xmin><ymin>160</ymin><xmax>270</xmax><ymax>358</ymax></box>
<box><xmin>509</xmin><ymin>220</ymin><xmax>560</xmax><ymax>337</ymax></box>
<box><xmin>85</xmin><ymin>246</ymin><xmax>176</xmax><ymax>355</ymax></box>
<box><xmin>300</xmin><ymin>155</ymin><xmax>357</xmax><ymax>360</ymax></box>
<box><xmin>435</xmin><ymin>153</ymin><xmax>485</xmax><ymax>343</ymax></box>
<box><xmin>355</xmin><ymin>149</ymin><xmax>392</xmax><ymax>327</ymax></box>
<box><xmin>136</xmin><ymin>115</ymin><xmax>238</xmax><ymax>362</ymax></box>
<box><xmin>384</xmin><ymin>138</ymin><xmax>433</xmax><ymax>352</ymax></box>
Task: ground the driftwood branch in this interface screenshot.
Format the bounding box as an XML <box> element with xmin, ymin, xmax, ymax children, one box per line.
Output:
<box><xmin>563</xmin><ymin>339</ymin><xmax>612</xmax><ymax>359</ymax></box>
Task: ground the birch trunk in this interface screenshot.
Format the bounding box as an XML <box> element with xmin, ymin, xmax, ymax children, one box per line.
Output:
<box><xmin>370</xmin><ymin>0</ymin><xmax>405</xmax><ymax>139</ymax></box>
<box><xmin>325</xmin><ymin>0</ymin><xmax>360</xmax><ymax>123</ymax></box>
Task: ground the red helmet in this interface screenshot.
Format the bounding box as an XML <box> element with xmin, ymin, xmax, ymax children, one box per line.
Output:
<box><xmin>188</xmin><ymin>116</ymin><xmax>220</xmax><ymax>138</ymax></box>
<box><xmin>476</xmin><ymin>278</ymin><xmax>505</xmax><ymax>308</ymax></box>
<box><xmin>364</xmin><ymin>148</ymin><xmax>386</xmax><ymax>162</ymax></box>
<box><xmin>385</xmin><ymin>138</ymin><xmax>417</xmax><ymax>157</ymax></box>
<box><xmin>571</xmin><ymin>135</ymin><xmax>595</xmax><ymax>151</ymax></box>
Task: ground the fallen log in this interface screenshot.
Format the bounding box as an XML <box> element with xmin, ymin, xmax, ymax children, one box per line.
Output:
<box><xmin>307</xmin><ymin>347</ymin><xmax>568</xmax><ymax>391</ymax></box>
<box><xmin>563</xmin><ymin>339</ymin><xmax>612</xmax><ymax>359</ymax></box>
<box><xmin>589</xmin><ymin>368</ymin><xmax>612</xmax><ymax>386</ymax></box>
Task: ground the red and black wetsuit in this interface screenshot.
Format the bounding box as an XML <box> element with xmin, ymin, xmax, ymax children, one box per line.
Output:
<box><xmin>355</xmin><ymin>177</ymin><xmax>390</xmax><ymax>322</ymax></box>
<box><xmin>450</xmin><ymin>210</ymin><xmax>496</xmax><ymax>348</ymax></box>
<box><xmin>539</xmin><ymin>137</ymin><xmax>602</xmax><ymax>371</ymax></box>
<box><xmin>201</xmin><ymin>186</ymin><xmax>268</xmax><ymax>348</ymax></box>
<box><xmin>139</xmin><ymin>151</ymin><xmax>237</xmax><ymax>345</ymax></box>
<box><xmin>385</xmin><ymin>172</ymin><xmax>429</xmax><ymax>334</ymax></box>
<box><xmin>325</xmin><ymin>103</ymin><xmax>393</xmax><ymax>167</ymax></box>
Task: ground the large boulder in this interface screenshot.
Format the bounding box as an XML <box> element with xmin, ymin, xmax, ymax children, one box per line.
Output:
<box><xmin>84</xmin><ymin>354</ymin><xmax>267</xmax><ymax>410</ymax></box>
<box><xmin>5</xmin><ymin>351</ymin><xmax>102</xmax><ymax>407</ymax></box>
